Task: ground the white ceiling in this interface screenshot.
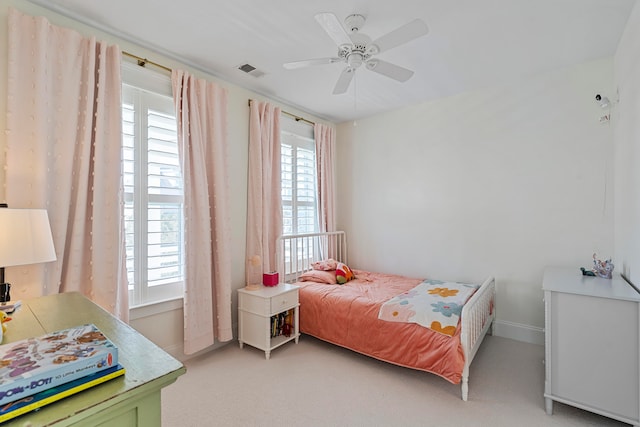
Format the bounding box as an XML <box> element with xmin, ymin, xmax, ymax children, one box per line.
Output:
<box><xmin>30</xmin><ymin>0</ymin><xmax>636</xmax><ymax>123</ymax></box>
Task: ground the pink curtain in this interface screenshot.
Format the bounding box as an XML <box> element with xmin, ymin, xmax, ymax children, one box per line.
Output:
<box><xmin>172</xmin><ymin>69</ymin><xmax>232</xmax><ymax>354</ymax></box>
<box><xmin>246</xmin><ymin>100</ymin><xmax>282</xmax><ymax>285</ymax></box>
<box><xmin>5</xmin><ymin>8</ymin><xmax>128</xmax><ymax>320</ymax></box>
<box><xmin>315</xmin><ymin>123</ymin><xmax>336</xmax><ymax>233</ymax></box>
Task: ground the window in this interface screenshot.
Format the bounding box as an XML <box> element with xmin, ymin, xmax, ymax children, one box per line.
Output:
<box><xmin>281</xmin><ymin>117</ymin><xmax>318</xmax><ymax>235</ymax></box>
<box><xmin>122</xmin><ymin>63</ymin><xmax>184</xmax><ymax>307</ymax></box>
<box><xmin>281</xmin><ymin>117</ymin><xmax>319</xmax><ymax>274</ymax></box>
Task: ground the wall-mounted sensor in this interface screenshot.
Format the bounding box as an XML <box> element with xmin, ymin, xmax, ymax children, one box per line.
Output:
<box><xmin>595</xmin><ymin>94</ymin><xmax>611</xmax><ymax>108</ymax></box>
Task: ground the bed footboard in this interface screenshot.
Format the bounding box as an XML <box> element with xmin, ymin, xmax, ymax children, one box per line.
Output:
<box><xmin>460</xmin><ymin>276</ymin><xmax>496</xmax><ymax>401</ymax></box>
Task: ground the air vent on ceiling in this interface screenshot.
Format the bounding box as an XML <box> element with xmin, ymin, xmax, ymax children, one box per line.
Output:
<box><xmin>238</xmin><ymin>63</ymin><xmax>265</xmax><ymax>78</ymax></box>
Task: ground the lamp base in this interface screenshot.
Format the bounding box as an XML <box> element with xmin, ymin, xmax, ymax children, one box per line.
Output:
<box><xmin>0</xmin><ymin>300</ymin><xmax>21</xmax><ymax>313</ymax></box>
<box><xmin>244</xmin><ymin>284</ymin><xmax>261</xmax><ymax>291</ymax></box>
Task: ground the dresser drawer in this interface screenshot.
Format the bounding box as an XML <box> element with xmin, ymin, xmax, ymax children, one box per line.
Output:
<box><xmin>270</xmin><ymin>290</ymin><xmax>298</xmax><ymax>313</ymax></box>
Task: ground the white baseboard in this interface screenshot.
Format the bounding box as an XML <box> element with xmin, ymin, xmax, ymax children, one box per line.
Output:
<box><xmin>164</xmin><ymin>322</ymin><xmax>240</xmax><ymax>363</ymax></box>
<box><xmin>162</xmin><ymin>343</ymin><xmax>185</xmax><ymax>361</ymax></box>
<box><xmin>162</xmin><ymin>319</ymin><xmax>545</xmax><ymax>359</ymax></box>
<box><xmin>492</xmin><ymin>319</ymin><xmax>544</xmax><ymax>346</ymax></box>
<box><xmin>161</xmin><ymin>337</ymin><xmax>234</xmax><ymax>362</ymax></box>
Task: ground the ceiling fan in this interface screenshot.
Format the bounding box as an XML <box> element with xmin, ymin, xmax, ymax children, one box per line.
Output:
<box><xmin>283</xmin><ymin>13</ymin><xmax>429</xmax><ymax>95</ymax></box>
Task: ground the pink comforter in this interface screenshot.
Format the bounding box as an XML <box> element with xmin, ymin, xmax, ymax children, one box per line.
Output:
<box><xmin>298</xmin><ymin>269</ymin><xmax>465</xmax><ymax>384</ymax></box>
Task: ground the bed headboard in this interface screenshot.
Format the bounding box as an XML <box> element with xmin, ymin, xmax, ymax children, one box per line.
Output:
<box><xmin>277</xmin><ymin>231</ymin><xmax>347</xmax><ymax>283</ymax></box>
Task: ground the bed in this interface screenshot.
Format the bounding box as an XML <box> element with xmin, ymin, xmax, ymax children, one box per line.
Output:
<box><xmin>277</xmin><ymin>231</ymin><xmax>495</xmax><ymax>401</ymax></box>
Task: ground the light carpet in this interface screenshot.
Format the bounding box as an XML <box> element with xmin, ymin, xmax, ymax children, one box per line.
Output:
<box><xmin>162</xmin><ymin>335</ymin><xmax>628</xmax><ymax>427</ymax></box>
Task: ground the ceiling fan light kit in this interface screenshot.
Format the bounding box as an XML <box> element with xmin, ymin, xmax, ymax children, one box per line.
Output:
<box><xmin>284</xmin><ymin>12</ymin><xmax>429</xmax><ymax>95</ymax></box>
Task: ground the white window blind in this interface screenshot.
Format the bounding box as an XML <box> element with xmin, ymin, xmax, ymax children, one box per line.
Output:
<box><xmin>281</xmin><ymin>117</ymin><xmax>318</xmax><ymax>236</ymax></box>
<box><xmin>122</xmin><ymin>63</ymin><xmax>184</xmax><ymax>307</ymax></box>
<box><xmin>281</xmin><ymin>116</ymin><xmax>318</xmax><ymax>273</ymax></box>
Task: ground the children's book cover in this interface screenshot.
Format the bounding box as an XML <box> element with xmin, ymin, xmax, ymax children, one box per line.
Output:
<box><xmin>0</xmin><ymin>364</ymin><xmax>125</xmax><ymax>422</ymax></box>
<box><xmin>0</xmin><ymin>324</ymin><xmax>118</xmax><ymax>404</ymax></box>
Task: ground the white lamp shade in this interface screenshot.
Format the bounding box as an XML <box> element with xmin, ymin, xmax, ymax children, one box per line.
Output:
<box><xmin>0</xmin><ymin>209</ymin><xmax>57</xmax><ymax>267</ymax></box>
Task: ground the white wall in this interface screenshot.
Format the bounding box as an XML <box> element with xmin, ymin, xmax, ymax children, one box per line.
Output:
<box><xmin>614</xmin><ymin>2</ymin><xmax>640</xmax><ymax>285</ymax></box>
<box><xmin>0</xmin><ymin>0</ymin><xmax>331</xmax><ymax>359</ymax></box>
<box><xmin>337</xmin><ymin>58</ymin><xmax>615</xmax><ymax>343</ymax></box>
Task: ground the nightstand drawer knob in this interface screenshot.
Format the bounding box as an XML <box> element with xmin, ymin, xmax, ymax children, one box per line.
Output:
<box><xmin>270</xmin><ymin>290</ymin><xmax>299</xmax><ymax>313</ymax></box>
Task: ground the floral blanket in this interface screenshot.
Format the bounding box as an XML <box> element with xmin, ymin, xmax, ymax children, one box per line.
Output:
<box><xmin>378</xmin><ymin>279</ymin><xmax>479</xmax><ymax>337</ymax></box>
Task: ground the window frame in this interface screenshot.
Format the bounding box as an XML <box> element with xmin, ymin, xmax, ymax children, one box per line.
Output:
<box><xmin>122</xmin><ymin>62</ymin><xmax>184</xmax><ymax>308</ymax></box>
<box><xmin>280</xmin><ymin>116</ymin><xmax>319</xmax><ymax>275</ymax></box>
<box><xmin>281</xmin><ymin>116</ymin><xmax>319</xmax><ymax>236</ymax></box>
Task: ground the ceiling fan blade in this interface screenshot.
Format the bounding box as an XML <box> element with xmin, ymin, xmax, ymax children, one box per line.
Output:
<box><xmin>315</xmin><ymin>13</ymin><xmax>352</xmax><ymax>47</ymax></box>
<box><xmin>332</xmin><ymin>67</ymin><xmax>355</xmax><ymax>94</ymax></box>
<box><xmin>370</xmin><ymin>19</ymin><xmax>428</xmax><ymax>54</ymax></box>
<box><xmin>366</xmin><ymin>59</ymin><xmax>414</xmax><ymax>82</ymax></box>
<box><xmin>283</xmin><ymin>57</ymin><xmax>341</xmax><ymax>69</ymax></box>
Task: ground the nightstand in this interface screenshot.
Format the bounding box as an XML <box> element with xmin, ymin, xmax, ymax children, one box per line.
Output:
<box><xmin>238</xmin><ymin>283</ymin><xmax>299</xmax><ymax>359</ymax></box>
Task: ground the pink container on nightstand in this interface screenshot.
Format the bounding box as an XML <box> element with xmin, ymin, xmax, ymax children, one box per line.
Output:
<box><xmin>263</xmin><ymin>272</ymin><xmax>279</xmax><ymax>287</ymax></box>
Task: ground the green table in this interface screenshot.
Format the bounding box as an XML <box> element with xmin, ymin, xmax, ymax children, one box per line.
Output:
<box><xmin>1</xmin><ymin>292</ymin><xmax>185</xmax><ymax>426</ymax></box>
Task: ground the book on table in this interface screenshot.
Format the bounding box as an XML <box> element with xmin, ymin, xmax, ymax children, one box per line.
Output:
<box><xmin>0</xmin><ymin>323</ymin><xmax>119</xmax><ymax>405</ymax></box>
<box><xmin>0</xmin><ymin>364</ymin><xmax>125</xmax><ymax>422</ymax></box>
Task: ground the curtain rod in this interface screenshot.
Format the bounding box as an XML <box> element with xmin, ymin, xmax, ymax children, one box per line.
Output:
<box><xmin>119</xmin><ymin>56</ymin><xmax>315</xmax><ymax>126</ymax></box>
<box><xmin>248</xmin><ymin>100</ymin><xmax>315</xmax><ymax>126</ymax></box>
<box><xmin>123</xmin><ymin>51</ymin><xmax>172</xmax><ymax>73</ymax></box>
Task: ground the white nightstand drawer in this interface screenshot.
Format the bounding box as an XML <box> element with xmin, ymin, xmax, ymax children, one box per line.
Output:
<box><xmin>239</xmin><ymin>292</ymin><xmax>270</xmax><ymax>314</ymax></box>
<box><xmin>270</xmin><ymin>290</ymin><xmax>298</xmax><ymax>313</ymax></box>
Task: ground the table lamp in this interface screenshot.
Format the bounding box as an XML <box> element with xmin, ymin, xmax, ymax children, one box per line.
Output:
<box><xmin>0</xmin><ymin>206</ymin><xmax>57</xmax><ymax>312</ymax></box>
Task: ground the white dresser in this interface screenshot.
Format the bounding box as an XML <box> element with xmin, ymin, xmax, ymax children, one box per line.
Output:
<box><xmin>543</xmin><ymin>266</ymin><xmax>640</xmax><ymax>426</ymax></box>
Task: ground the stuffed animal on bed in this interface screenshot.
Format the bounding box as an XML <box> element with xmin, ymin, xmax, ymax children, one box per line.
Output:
<box><xmin>336</xmin><ymin>262</ymin><xmax>355</xmax><ymax>284</ymax></box>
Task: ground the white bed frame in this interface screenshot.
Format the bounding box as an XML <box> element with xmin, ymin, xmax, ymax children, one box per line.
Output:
<box><xmin>277</xmin><ymin>231</ymin><xmax>495</xmax><ymax>401</ymax></box>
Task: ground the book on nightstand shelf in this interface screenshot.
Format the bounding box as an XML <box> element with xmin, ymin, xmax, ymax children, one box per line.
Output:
<box><xmin>270</xmin><ymin>309</ymin><xmax>294</xmax><ymax>338</ymax></box>
<box><xmin>0</xmin><ymin>364</ymin><xmax>125</xmax><ymax>422</ymax></box>
<box><xmin>0</xmin><ymin>324</ymin><xmax>118</xmax><ymax>405</ymax></box>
